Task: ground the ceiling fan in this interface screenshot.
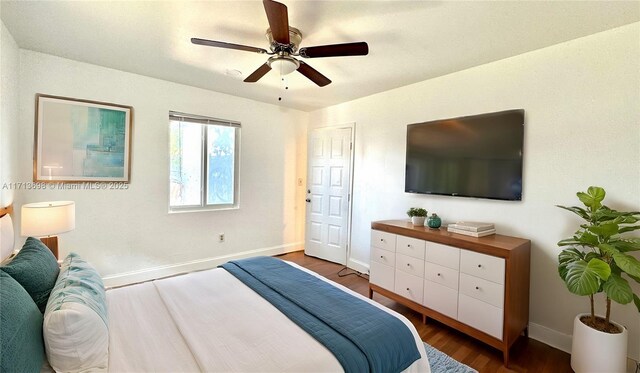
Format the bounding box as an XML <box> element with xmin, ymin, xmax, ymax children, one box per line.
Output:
<box><xmin>191</xmin><ymin>0</ymin><xmax>369</xmax><ymax>87</ymax></box>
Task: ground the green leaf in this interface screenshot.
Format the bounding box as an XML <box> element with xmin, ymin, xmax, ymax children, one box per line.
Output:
<box><xmin>584</xmin><ymin>252</ymin><xmax>600</xmax><ymax>262</ymax></box>
<box><xmin>609</xmin><ymin>238</ymin><xmax>640</xmax><ymax>252</ymax></box>
<box><xmin>612</xmin><ymin>253</ymin><xmax>640</xmax><ymax>278</ymax></box>
<box><xmin>578</xmin><ymin>187</ymin><xmax>605</xmax><ymax>210</ymax></box>
<box><xmin>603</xmin><ymin>273</ymin><xmax>634</xmax><ymax>304</ymax></box>
<box><xmin>558</xmin><ymin>248</ymin><xmax>584</xmax><ymax>280</ymax></box>
<box><xmin>618</xmin><ymin>225</ymin><xmax>640</xmax><ymax>234</ymax></box>
<box><xmin>633</xmin><ymin>294</ymin><xmax>640</xmax><ymax>313</ymax></box>
<box><xmin>578</xmin><ymin>231</ymin><xmax>600</xmax><ymax>246</ymax></box>
<box><xmin>587</xmin><ymin>223</ymin><xmax>619</xmax><ymax>240</ymax></box>
<box><xmin>627</xmin><ymin>273</ymin><xmax>640</xmax><ymax>284</ymax></box>
<box><xmin>558</xmin><ymin>237</ymin><xmax>581</xmax><ymax>247</ymax></box>
<box><xmin>556</xmin><ymin>205</ymin><xmax>590</xmax><ymax>220</ymax></box>
<box><xmin>598</xmin><ymin>243</ymin><xmax>620</xmax><ymax>256</ymax></box>
<box><xmin>564</xmin><ymin>259</ymin><xmax>610</xmax><ymax>296</ymax></box>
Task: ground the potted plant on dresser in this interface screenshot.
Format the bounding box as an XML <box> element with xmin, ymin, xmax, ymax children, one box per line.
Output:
<box><xmin>407</xmin><ymin>207</ymin><xmax>427</xmax><ymax>226</ymax></box>
<box><xmin>557</xmin><ymin>186</ymin><xmax>640</xmax><ymax>373</ymax></box>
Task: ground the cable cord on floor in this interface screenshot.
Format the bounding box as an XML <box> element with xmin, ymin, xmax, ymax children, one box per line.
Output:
<box><xmin>337</xmin><ymin>266</ymin><xmax>369</xmax><ymax>279</ymax></box>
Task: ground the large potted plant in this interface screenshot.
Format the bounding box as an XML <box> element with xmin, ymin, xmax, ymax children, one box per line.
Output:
<box><xmin>557</xmin><ymin>186</ymin><xmax>640</xmax><ymax>373</ymax></box>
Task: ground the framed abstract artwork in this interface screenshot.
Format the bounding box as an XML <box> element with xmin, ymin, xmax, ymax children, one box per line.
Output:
<box><xmin>34</xmin><ymin>94</ymin><xmax>133</xmax><ymax>182</ymax></box>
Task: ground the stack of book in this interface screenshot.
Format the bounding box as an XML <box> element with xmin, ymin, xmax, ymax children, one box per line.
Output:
<box><xmin>447</xmin><ymin>222</ymin><xmax>495</xmax><ymax>237</ymax></box>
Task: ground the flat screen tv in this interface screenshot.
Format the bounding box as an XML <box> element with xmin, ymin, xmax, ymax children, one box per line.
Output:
<box><xmin>405</xmin><ymin>109</ymin><xmax>524</xmax><ymax>201</ymax></box>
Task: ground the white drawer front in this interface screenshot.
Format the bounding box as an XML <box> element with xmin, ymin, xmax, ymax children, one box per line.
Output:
<box><xmin>371</xmin><ymin>247</ymin><xmax>396</xmax><ymax>267</ymax></box>
<box><xmin>423</xmin><ymin>280</ymin><xmax>458</xmax><ymax>319</ymax></box>
<box><xmin>370</xmin><ymin>261</ymin><xmax>395</xmax><ymax>291</ymax></box>
<box><xmin>371</xmin><ymin>230</ymin><xmax>397</xmax><ymax>252</ymax></box>
<box><xmin>424</xmin><ymin>262</ymin><xmax>459</xmax><ymax>290</ymax></box>
<box><xmin>396</xmin><ymin>236</ymin><xmax>426</xmax><ymax>260</ymax></box>
<box><xmin>460</xmin><ymin>250</ymin><xmax>505</xmax><ymax>284</ymax></box>
<box><xmin>396</xmin><ymin>253</ymin><xmax>425</xmax><ymax>278</ymax></box>
<box><xmin>425</xmin><ymin>241</ymin><xmax>460</xmax><ymax>270</ymax></box>
<box><xmin>459</xmin><ymin>273</ymin><xmax>504</xmax><ymax>309</ymax></box>
<box><xmin>395</xmin><ymin>270</ymin><xmax>424</xmax><ymax>304</ymax></box>
<box><xmin>458</xmin><ymin>293</ymin><xmax>504</xmax><ymax>340</ymax></box>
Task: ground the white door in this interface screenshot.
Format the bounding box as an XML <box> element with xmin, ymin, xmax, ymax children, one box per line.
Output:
<box><xmin>304</xmin><ymin>127</ymin><xmax>353</xmax><ymax>265</ymax></box>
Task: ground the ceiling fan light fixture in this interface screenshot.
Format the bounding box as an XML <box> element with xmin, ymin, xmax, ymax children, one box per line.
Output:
<box><xmin>268</xmin><ymin>56</ymin><xmax>300</xmax><ymax>76</ymax></box>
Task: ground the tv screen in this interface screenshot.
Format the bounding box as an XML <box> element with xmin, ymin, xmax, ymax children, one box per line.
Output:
<box><xmin>405</xmin><ymin>109</ymin><xmax>524</xmax><ymax>201</ymax></box>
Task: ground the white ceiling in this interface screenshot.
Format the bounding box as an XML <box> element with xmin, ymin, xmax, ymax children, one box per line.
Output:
<box><xmin>2</xmin><ymin>1</ymin><xmax>638</xmax><ymax>112</ymax></box>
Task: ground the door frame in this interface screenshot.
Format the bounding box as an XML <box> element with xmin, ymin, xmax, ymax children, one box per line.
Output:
<box><xmin>305</xmin><ymin>122</ymin><xmax>356</xmax><ymax>265</ymax></box>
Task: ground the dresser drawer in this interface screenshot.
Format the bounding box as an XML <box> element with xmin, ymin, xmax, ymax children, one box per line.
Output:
<box><xmin>395</xmin><ymin>270</ymin><xmax>424</xmax><ymax>304</ymax></box>
<box><xmin>396</xmin><ymin>253</ymin><xmax>425</xmax><ymax>278</ymax></box>
<box><xmin>423</xmin><ymin>280</ymin><xmax>458</xmax><ymax>319</ymax></box>
<box><xmin>424</xmin><ymin>262</ymin><xmax>459</xmax><ymax>290</ymax></box>
<box><xmin>371</xmin><ymin>230</ymin><xmax>397</xmax><ymax>252</ymax></box>
<box><xmin>371</xmin><ymin>247</ymin><xmax>395</xmax><ymax>267</ymax></box>
<box><xmin>396</xmin><ymin>236</ymin><xmax>426</xmax><ymax>260</ymax></box>
<box><xmin>459</xmin><ymin>273</ymin><xmax>504</xmax><ymax>309</ymax></box>
<box><xmin>460</xmin><ymin>250</ymin><xmax>505</xmax><ymax>284</ymax></box>
<box><xmin>370</xmin><ymin>261</ymin><xmax>395</xmax><ymax>291</ymax></box>
<box><xmin>425</xmin><ymin>241</ymin><xmax>460</xmax><ymax>270</ymax></box>
<box><xmin>458</xmin><ymin>293</ymin><xmax>504</xmax><ymax>340</ymax></box>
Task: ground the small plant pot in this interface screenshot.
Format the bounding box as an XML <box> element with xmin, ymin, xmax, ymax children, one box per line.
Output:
<box><xmin>411</xmin><ymin>216</ymin><xmax>425</xmax><ymax>226</ymax></box>
<box><xmin>571</xmin><ymin>313</ymin><xmax>628</xmax><ymax>373</ymax></box>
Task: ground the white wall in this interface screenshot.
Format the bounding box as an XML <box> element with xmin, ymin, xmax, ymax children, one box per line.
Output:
<box><xmin>1</xmin><ymin>19</ymin><xmax>19</xmax><ymax>208</ymax></box>
<box><xmin>16</xmin><ymin>50</ymin><xmax>308</xmax><ymax>285</ymax></box>
<box><xmin>309</xmin><ymin>23</ymin><xmax>640</xmax><ymax>360</ymax></box>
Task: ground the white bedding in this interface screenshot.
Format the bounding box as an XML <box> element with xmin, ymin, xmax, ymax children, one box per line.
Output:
<box><xmin>106</xmin><ymin>261</ymin><xmax>430</xmax><ymax>372</ymax></box>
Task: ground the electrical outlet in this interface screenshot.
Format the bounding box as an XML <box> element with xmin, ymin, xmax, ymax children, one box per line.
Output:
<box><xmin>218</xmin><ymin>233</ymin><xmax>225</xmax><ymax>243</ymax></box>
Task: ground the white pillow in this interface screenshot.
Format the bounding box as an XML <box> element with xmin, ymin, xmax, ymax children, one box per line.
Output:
<box><xmin>44</xmin><ymin>302</ymin><xmax>108</xmax><ymax>372</ymax></box>
<box><xmin>43</xmin><ymin>253</ymin><xmax>108</xmax><ymax>372</ymax></box>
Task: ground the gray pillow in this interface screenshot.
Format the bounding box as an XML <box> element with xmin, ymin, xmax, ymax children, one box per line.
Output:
<box><xmin>0</xmin><ymin>237</ymin><xmax>60</xmax><ymax>313</ymax></box>
<box><xmin>0</xmin><ymin>271</ymin><xmax>45</xmax><ymax>372</ymax></box>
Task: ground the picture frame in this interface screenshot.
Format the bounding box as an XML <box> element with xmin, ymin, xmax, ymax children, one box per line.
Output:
<box><xmin>34</xmin><ymin>94</ymin><xmax>133</xmax><ymax>183</ymax></box>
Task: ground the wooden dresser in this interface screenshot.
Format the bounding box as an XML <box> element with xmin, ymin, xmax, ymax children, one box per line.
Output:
<box><xmin>369</xmin><ymin>220</ymin><xmax>530</xmax><ymax>366</ymax></box>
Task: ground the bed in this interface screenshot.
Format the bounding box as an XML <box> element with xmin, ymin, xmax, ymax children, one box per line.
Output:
<box><xmin>0</xmin><ymin>210</ymin><xmax>430</xmax><ymax>372</ymax></box>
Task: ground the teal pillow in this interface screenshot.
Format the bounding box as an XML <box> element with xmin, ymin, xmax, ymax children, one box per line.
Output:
<box><xmin>0</xmin><ymin>271</ymin><xmax>45</xmax><ymax>373</ymax></box>
<box><xmin>0</xmin><ymin>237</ymin><xmax>60</xmax><ymax>313</ymax></box>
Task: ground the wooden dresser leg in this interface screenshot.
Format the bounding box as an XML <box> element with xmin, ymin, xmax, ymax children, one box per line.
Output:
<box><xmin>503</xmin><ymin>348</ymin><xmax>510</xmax><ymax>367</ymax></box>
<box><xmin>368</xmin><ymin>287</ymin><xmax>373</xmax><ymax>299</ymax></box>
<box><xmin>524</xmin><ymin>326</ymin><xmax>529</xmax><ymax>337</ymax></box>
<box><xmin>422</xmin><ymin>314</ymin><xmax>427</xmax><ymax>324</ymax></box>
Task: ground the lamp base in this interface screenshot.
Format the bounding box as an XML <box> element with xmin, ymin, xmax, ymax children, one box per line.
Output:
<box><xmin>40</xmin><ymin>236</ymin><xmax>58</xmax><ymax>259</ymax></box>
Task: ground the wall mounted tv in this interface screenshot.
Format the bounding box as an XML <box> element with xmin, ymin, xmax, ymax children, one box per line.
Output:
<box><xmin>405</xmin><ymin>109</ymin><xmax>524</xmax><ymax>201</ymax></box>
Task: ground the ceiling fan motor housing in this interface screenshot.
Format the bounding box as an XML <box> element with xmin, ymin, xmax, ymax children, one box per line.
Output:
<box><xmin>266</xmin><ymin>26</ymin><xmax>302</xmax><ymax>53</ymax></box>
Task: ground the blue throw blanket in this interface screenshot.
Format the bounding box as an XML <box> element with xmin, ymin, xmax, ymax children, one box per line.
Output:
<box><xmin>220</xmin><ymin>256</ymin><xmax>421</xmax><ymax>373</ymax></box>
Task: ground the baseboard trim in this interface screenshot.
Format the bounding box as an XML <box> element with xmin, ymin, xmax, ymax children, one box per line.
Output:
<box><xmin>528</xmin><ymin>322</ymin><xmax>572</xmax><ymax>354</ymax></box>
<box><xmin>347</xmin><ymin>257</ymin><xmax>370</xmax><ymax>275</ymax></box>
<box><xmin>102</xmin><ymin>242</ymin><xmax>303</xmax><ymax>288</ymax></box>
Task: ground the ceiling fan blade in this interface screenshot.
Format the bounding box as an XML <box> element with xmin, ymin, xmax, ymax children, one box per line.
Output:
<box><xmin>299</xmin><ymin>42</ymin><xmax>369</xmax><ymax>58</ymax></box>
<box><xmin>297</xmin><ymin>61</ymin><xmax>331</xmax><ymax>87</ymax></box>
<box><xmin>244</xmin><ymin>63</ymin><xmax>272</xmax><ymax>83</ymax></box>
<box><xmin>263</xmin><ymin>0</ymin><xmax>290</xmax><ymax>44</ymax></box>
<box><xmin>191</xmin><ymin>38</ymin><xmax>268</xmax><ymax>54</ymax></box>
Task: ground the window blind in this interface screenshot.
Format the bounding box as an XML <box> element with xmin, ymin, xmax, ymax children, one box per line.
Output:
<box><xmin>169</xmin><ymin>111</ymin><xmax>241</xmax><ymax>128</ymax></box>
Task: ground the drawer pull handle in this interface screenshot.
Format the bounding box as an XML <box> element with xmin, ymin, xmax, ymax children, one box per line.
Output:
<box><xmin>437</xmin><ymin>273</ymin><xmax>441</xmax><ymax>276</ymax></box>
<box><xmin>380</xmin><ymin>255</ymin><xmax>384</xmax><ymax>259</ymax></box>
<box><xmin>406</xmin><ymin>288</ymin><xmax>410</xmax><ymax>291</ymax></box>
<box><xmin>406</xmin><ymin>263</ymin><xmax>411</xmax><ymax>267</ymax></box>
<box><xmin>477</xmin><ymin>264</ymin><xmax>482</xmax><ymax>268</ymax></box>
<box><xmin>475</xmin><ymin>286</ymin><xmax>480</xmax><ymax>290</ymax></box>
<box><xmin>407</xmin><ymin>244</ymin><xmax>411</xmax><ymax>247</ymax></box>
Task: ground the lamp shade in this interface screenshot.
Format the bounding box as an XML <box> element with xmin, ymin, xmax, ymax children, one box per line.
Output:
<box><xmin>21</xmin><ymin>201</ymin><xmax>75</xmax><ymax>237</ymax></box>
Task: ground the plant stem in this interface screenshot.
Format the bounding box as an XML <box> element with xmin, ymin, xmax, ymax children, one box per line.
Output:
<box><xmin>606</xmin><ymin>297</ymin><xmax>611</xmax><ymax>326</ymax></box>
<box><xmin>590</xmin><ymin>295</ymin><xmax>595</xmax><ymax>324</ymax></box>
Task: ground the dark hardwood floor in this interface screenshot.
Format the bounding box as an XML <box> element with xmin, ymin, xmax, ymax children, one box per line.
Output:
<box><xmin>278</xmin><ymin>251</ymin><xmax>573</xmax><ymax>373</ymax></box>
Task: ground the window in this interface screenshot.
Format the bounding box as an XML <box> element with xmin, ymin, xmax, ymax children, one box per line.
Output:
<box><xmin>169</xmin><ymin>112</ymin><xmax>240</xmax><ymax>211</ymax></box>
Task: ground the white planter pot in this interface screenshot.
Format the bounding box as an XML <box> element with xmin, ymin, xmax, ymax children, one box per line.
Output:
<box><xmin>571</xmin><ymin>313</ymin><xmax>628</xmax><ymax>373</ymax></box>
<box><xmin>411</xmin><ymin>216</ymin><xmax>425</xmax><ymax>226</ymax></box>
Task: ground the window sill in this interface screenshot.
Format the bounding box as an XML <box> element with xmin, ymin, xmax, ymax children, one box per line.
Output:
<box><xmin>168</xmin><ymin>205</ymin><xmax>239</xmax><ymax>214</ymax></box>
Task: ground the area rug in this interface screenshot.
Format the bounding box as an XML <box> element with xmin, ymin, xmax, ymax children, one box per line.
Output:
<box><xmin>424</xmin><ymin>342</ymin><xmax>478</xmax><ymax>373</ymax></box>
